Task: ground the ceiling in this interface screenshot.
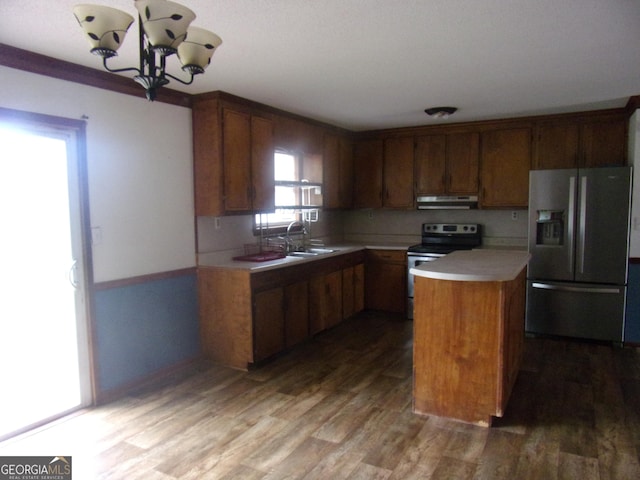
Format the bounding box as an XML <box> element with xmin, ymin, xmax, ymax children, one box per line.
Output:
<box><xmin>1</xmin><ymin>0</ymin><xmax>640</xmax><ymax>131</ymax></box>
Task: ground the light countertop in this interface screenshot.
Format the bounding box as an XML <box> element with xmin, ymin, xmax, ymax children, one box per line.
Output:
<box><xmin>410</xmin><ymin>249</ymin><xmax>530</xmax><ymax>282</ymax></box>
<box><xmin>198</xmin><ymin>245</ymin><xmax>364</xmax><ymax>272</ymax></box>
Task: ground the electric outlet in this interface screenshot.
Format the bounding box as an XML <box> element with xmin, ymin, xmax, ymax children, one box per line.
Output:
<box><xmin>214</xmin><ymin>217</ymin><xmax>221</xmax><ymax>230</ymax></box>
<box><xmin>511</xmin><ymin>211</ymin><xmax>518</xmax><ymax>221</ymax></box>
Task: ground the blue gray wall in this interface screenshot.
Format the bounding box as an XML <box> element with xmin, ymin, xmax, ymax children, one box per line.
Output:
<box><xmin>93</xmin><ymin>272</ymin><xmax>199</xmax><ymax>395</ymax></box>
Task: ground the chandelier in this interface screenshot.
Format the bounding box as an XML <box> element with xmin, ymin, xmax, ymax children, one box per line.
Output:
<box><xmin>73</xmin><ymin>0</ymin><xmax>222</xmax><ymax>101</ymax></box>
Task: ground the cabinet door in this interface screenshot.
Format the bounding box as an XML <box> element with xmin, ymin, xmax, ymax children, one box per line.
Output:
<box><xmin>480</xmin><ymin>128</ymin><xmax>531</xmax><ymax>208</ymax></box>
<box><xmin>365</xmin><ymin>250</ymin><xmax>406</xmax><ymax>314</ymax></box>
<box><xmin>253</xmin><ymin>287</ymin><xmax>284</xmax><ymax>362</ymax></box>
<box><xmin>415</xmin><ymin>135</ymin><xmax>446</xmax><ymax>194</ymax></box>
<box><xmin>353</xmin><ymin>139</ymin><xmax>383</xmax><ymax>208</ymax></box>
<box><xmin>251</xmin><ymin>115</ymin><xmax>275</xmax><ymax>211</ymax></box>
<box><xmin>223</xmin><ymin>109</ymin><xmax>253</xmax><ymax>212</ymax></box>
<box><xmin>193</xmin><ymin>97</ymin><xmax>224</xmax><ymax>216</ymax></box>
<box><xmin>353</xmin><ymin>263</ymin><xmax>365</xmax><ymax>314</ymax></box>
<box><xmin>309</xmin><ymin>270</ymin><xmax>343</xmax><ymax>334</ymax></box>
<box><xmin>284</xmin><ymin>281</ymin><xmax>309</xmax><ymax>348</ymax></box>
<box><xmin>342</xmin><ymin>263</ymin><xmax>365</xmax><ymax>319</ymax></box>
<box><xmin>581</xmin><ymin>119</ymin><xmax>626</xmax><ymax>168</ymax></box>
<box><xmin>339</xmin><ymin>136</ymin><xmax>354</xmax><ymax>209</ymax></box>
<box><xmin>383</xmin><ymin>137</ymin><xmax>414</xmax><ymax>208</ymax></box>
<box><xmin>323</xmin><ymin>134</ymin><xmax>341</xmax><ymax>209</ymax></box>
<box><xmin>342</xmin><ymin>267</ymin><xmax>355</xmax><ymax>320</ymax></box>
<box><xmin>447</xmin><ymin>132</ymin><xmax>479</xmax><ymax>194</ymax></box>
<box><xmin>533</xmin><ymin>122</ymin><xmax>579</xmax><ymax>170</ymax></box>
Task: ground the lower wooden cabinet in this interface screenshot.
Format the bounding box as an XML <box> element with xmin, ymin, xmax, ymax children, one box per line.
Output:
<box><xmin>284</xmin><ymin>281</ymin><xmax>309</xmax><ymax>348</ymax></box>
<box><xmin>253</xmin><ymin>287</ymin><xmax>284</xmax><ymax>362</ymax></box>
<box><xmin>342</xmin><ymin>264</ymin><xmax>365</xmax><ymax>319</ymax></box>
<box><xmin>310</xmin><ymin>270</ymin><xmax>343</xmax><ymax>335</ymax></box>
<box><xmin>199</xmin><ymin>251</ymin><xmax>365</xmax><ymax>369</ymax></box>
<box><xmin>365</xmin><ymin>249</ymin><xmax>407</xmax><ymax>314</ymax></box>
<box><xmin>413</xmin><ymin>268</ymin><xmax>526</xmax><ymax>426</ymax></box>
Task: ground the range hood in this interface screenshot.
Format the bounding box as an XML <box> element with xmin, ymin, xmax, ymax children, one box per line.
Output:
<box><xmin>416</xmin><ymin>195</ymin><xmax>478</xmax><ymax>209</ymax></box>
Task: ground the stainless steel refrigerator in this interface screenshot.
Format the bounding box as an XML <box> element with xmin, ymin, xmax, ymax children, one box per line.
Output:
<box><xmin>526</xmin><ymin>166</ymin><xmax>632</xmax><ymax>342</ymax></box>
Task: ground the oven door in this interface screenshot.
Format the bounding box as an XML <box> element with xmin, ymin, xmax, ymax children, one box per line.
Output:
<box><xmin>407</xmin><ymin>253</ymin><xmax>444</xmax><ymax>319</ymax></box>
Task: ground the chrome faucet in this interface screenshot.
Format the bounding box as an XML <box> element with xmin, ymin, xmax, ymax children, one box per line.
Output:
<box><xmin>285</xmin><ymin>220</ymin><xmax>308</xmax><ymax>253</ymax></box>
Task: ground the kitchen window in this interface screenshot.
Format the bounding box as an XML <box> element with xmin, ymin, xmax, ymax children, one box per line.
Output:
<box><xmin>254</xmin><ymin>150</ymin><xmax>322</xmax><ymax>235</ymax></box>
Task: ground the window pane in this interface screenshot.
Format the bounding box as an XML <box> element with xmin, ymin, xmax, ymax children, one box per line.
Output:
<box><xmin>274</xmin><ymin>152</ymin><xmax>296</xmax><ymax>181</ymax></box>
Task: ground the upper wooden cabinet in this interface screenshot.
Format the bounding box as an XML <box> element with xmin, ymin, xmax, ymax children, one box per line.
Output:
<box><xmin>383</xmin><ymin>137</ymin><xmax>414</xmax><ymax>208</ymax></box>
<box><xmin>480</xmin><ymin>128</ymin><xmax>532</xmax><ymax>208</ymax></box>
<box><xmin>415</xmin><ymin>132</ymin><xmax>479</xmax><ymax>195</ymax></box>
<box><xmin>353</xmin><ymin>138</ymin><xmax>384</xmax><ymax>208</ymax></box>
<box><xmin>192</xmin><ymin>96</ymin><xmax>274</xmax><ymax>216</ymax></box>
<box><xmin>533</xmin><ymin>115</ymin><xmax>627</xmax><ymax>170</ymax></box>
<box><xmin>193</xmin><ymin>96</ymin><xmax>224</xmax><ymax>216</ymax></box>
<box><xmin>223</xmin><ymin>108</ymin><xmax>274</xmax><ymax>213</ymax></box>
<box><xmin>323</xmin><ymin>133</ymin><xmax>354</xmax><ymax>209</ymax></box>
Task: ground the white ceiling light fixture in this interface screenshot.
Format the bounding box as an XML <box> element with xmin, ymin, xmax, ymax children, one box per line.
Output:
<box><xmin>424</xmin><ymin>107</ymin><xmax>458</xmax><ymax>119</ymax></box>
<box><xmin>73</xmin><ymin>0</ymin><xmax>222</xmax><ymax>101</ymax></box>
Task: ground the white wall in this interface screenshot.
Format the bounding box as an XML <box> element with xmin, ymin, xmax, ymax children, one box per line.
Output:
<box><xmin>629</xmin><ymin>110</ymin><xmax>640</xmax><ymax>258</ymax></box>
<box><xmin>0</xmin><ymin>66</ymin><xmax>196</xmax><ymax>282</ymax></box>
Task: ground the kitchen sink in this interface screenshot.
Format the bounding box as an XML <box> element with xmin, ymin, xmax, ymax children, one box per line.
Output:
<box><xmin>288</xmin><ymin>247</ymin><xmax>338</xmax><ymax>257</ymax></box>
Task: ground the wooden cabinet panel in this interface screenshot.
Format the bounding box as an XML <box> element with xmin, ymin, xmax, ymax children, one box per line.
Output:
<box><xmin>353</xmin><ymin>138</ymin><xmax>383</xmax><ymax>208</ymax></box>
<box><xmin>447</xmin><ymin>132</ymin><xmax>480</xmax><ymax>194</ymax></box>
<box><xmin>413</xmin><ymin>268</ymin><xmax>526</xmax><ymax>425</ymax></box>
<box><xmin>339</xmin><ymin>136</ymin><xmax>354</xmax><ymax>209</ymax></box>
<box><xmin>500</xmin><ymin>269</ymin><xmax>526</xmax><ymax>409</ymax></box>
<box><xmin>198</xmin><ymin>268</ymin><xmax>253</xmax><ymax>369</ymax></box>
<box><xmin>309</xmin><ymin>270</ymin><xmax>343</xmax><ymax>335</ymax></box>
<box><xmin>365</xmin><ymin>250</ymin><xmax>406</xmax><ymax>314</ymax></box>
<box><xmin>323</xmin><ymin>134</ymin><xmax>341</xmax><ymax>208</ymax></box>
<box><xmin>342</xmin><ymin>266</ymin><xmax>355</xmax><ymax>320</ymax></box>
<box><xmin>323</xmin><ymin>134</ymin><xmax>353</xmax><ymax>209</ymax></box>
<box><xmin>193</xmin><ymin>97</ymin><xmax>224</xmax><ymax>216</ymax></box>
<box><xmin>222</xmin><ymin>108</ymin><xmax>274</xmax><ymax>213</ymax></box>
<box><xmin>581</xmin><ymin>119</ymin><xmax>626</xmax><ymax>168</ymax></box>
<box><xmin>415</xmin><ymin>134</ymin><xmax>446</xmax><ymax>194</ymax></box>
<box><xmin>480</xmin><ymin>128</ymin><xmax>531</xmax><ymax>208</ymax></box>
<box><xmin>223</xmin><ymin>109</ymin><xmax>252</xmax><ymax>211</ymax></box>
<box><xmin>284</xmin><ymin>281</ymin><xmax>309</xmax><ymax>348</ymax></box>
<box><xmin>533</xmin><ymin>117</ymin><xmax>627</xmax><ymax>170</ymax></box>
<box><xmin>533</xmin><ymin>122</ymin><xmax>580</xmax><ymax>170</ymax></box>
<box><xmin>253</xmin><ymin>288</ymin><xmax>284</xmax><ymax>362</ymax></box>
<box><xmin>251</xmin><ymin>115</ymin><xmax>275</xmax><ymax>211</ymax></box>
<box><xmin>199</xmin><ymin>252</ymin><xmax>371</xmax><ymax>368</ymax></box>
<box><xmin>415</xmin><ymin>133</ymin><xmax>478</xmax><ymax>195</ymax></box>
<box><xmin>354</xmin><ymin>263</ymin><xmax>365</xmax><ymax>314</ymax></box>
<box><xmin>383</xmin><ymin>137</ymin><xmax>414</xmax><ymax>208</ymax></box>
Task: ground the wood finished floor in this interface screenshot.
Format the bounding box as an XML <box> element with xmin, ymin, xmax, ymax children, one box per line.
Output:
<box><xmin>1</xmin><ymin>311</ymin><xmax>640</xmax><ymax>479</ymax></box>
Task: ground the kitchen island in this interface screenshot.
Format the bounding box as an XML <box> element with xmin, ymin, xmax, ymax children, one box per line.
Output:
<box><xmin>410</xmin><ymin>249</ymin><xmax>530</xmax><ymax>426</ymax></box>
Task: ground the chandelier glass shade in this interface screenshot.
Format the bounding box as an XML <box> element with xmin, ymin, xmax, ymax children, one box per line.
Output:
<box><xmin>73</xmin><ymin>0</ymin><xmax>222</xmax><ymax>101</ymax></box>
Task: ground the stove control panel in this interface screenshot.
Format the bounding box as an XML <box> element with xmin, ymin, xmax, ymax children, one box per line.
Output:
<box><xmin>422</xmin><ymin>223</ymin><xmax>480</xmax><ymax>235</ymax></box>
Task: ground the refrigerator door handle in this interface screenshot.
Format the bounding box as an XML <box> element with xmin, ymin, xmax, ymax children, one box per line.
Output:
<box><xmin>577</xmin><ymin>175</ymin><xmax>588</xmax><ymax>274</ymax></box>
<box><xmin>531</xmin><ymin>282</ymin><xmax>621</xmax><ymax>294</ymax></box>
<box><xmin>567</xmin><ymin>175</ymin><xmax>576</xmax><ymax>275</ymax></box>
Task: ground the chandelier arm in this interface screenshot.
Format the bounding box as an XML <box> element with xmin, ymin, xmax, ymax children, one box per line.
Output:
<box><xmin>102</xmin><ymin>57</ymin><xmax>142</xmax><ymax>76</ymax></box>
<box><xmin>162</xmin><ymin>71</ymin><xmax>196</xmax><ymax>86</ymax></box>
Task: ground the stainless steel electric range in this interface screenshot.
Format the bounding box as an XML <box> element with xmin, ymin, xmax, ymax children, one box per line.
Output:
<box><xmin>407</xmin><ymin>223</ymin><xmax>482</xmax><ymax>318</ymax></box>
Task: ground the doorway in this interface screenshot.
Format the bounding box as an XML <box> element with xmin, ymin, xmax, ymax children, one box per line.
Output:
<box><xmin>0</xmin><ymin>109</ymin><xmax>93</xmax><ymax>440</ymax></box>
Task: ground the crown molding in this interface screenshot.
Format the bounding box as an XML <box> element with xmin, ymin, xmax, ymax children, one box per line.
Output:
<box><xmin>0</xmin><ymin>43</ymin><xmax>192</xmax><ymax>108</ymax></box>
